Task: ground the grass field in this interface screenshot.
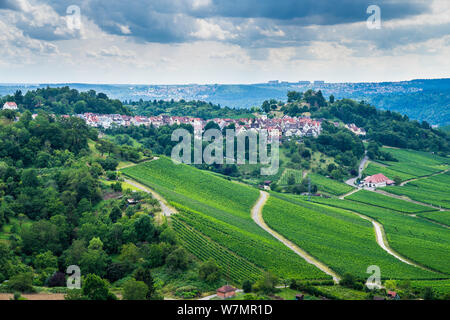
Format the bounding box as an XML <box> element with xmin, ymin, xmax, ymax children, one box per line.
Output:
<box><xmin>278</xmin><ymin>168</ymin><xmax>303</xmax><ymax>185</ymax></box>
<box><xmin>384</xmin><ymin>171</ymin><xmax>450</xmax><ymax>209</ymax></box>
<box><xmin>308</xmin><ymin>173</ymin><xmax>354</xmax><ymax>196</ymax></box>
<box><xmin>347</xmin><ymin>190</ymin><xmax>436</xmax><ymax>213</ymax></box>
<box><xmin>263</xmin><ymin>193</ymin><xmax>440</xmax><ymax>280</ymax></box>
<box><xmin>310</xmin><ymin>197</ymin><xmax>450</xmax><ymax>276</ymax></box>
<box><xmin>122</xmin><ymin>157</ymin><xmax>329</xmax><ymax>282</ymax></box>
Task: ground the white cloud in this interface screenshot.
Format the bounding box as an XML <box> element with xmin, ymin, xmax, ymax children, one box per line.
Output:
<box><xmin>191</xmin><ymin>19</ymin><xmax>232</xmax><ymax>40</ymax></box>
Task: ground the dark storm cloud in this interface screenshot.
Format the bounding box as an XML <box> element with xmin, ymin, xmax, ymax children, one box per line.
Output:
<box><xmin>0</xmin><ymin>0</ymin><xmax>22</xmax><ymax>10</ymax></box>
<box><xmin>2</xmin><ymin>0</ymin><xmax>443</xmax><ymax>53</ymax></box>
<box><xmin>193</xmin><ymin>0</ymin><xmax>429</xmax><ymax>24</ymax></box>
<box><xmin>40</xmin><ymin>0</ymin><xmax>432</xmax><ymax>44</ymax></box>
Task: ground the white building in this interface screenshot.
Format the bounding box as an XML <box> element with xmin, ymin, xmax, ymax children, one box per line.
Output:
<box><xmin>3</xmin><ymin>102</ymin><xmax>18</xmax><ymax>110</ymax></box>
<box><xmin>363</xmin><ymin>173</ymin><xmax>395</xmax><ymax>188</ymax></box>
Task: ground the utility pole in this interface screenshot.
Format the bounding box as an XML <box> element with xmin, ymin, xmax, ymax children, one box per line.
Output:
<box><xmin>308</xmin><ymin>176</ymin><xmax>311</xmax><ymax>201</ymax></box>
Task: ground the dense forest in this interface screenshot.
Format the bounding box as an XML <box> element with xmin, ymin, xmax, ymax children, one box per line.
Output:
<box><xmin>0</xmin><ymin>87</ymin><xmax>130</xmax><ymax>115</ymax></box>
<box><xmin>0</xmin><ymin>110</ymin><xmax>224</xmax><ymax>300</ymax></box>
<box><xmin>127</xmin><ymin>99</ymin><xmax>255</xmax><ymax>119</ymax></box>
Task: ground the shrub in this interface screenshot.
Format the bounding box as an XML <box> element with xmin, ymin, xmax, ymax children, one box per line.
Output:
<box><xmin>7</xmin><ymin>272</ymin><xmax>34</xmax><ymax>293</ymax></box>
<box><xmin>48</xmin><ymin>272</ymin><xmax>66</xmax><ymax>287</ymax></box>
<box><xmin>122</xmin><ymin>279</ymin><xmax>148</xmax><ymax>300</ymax></box>
<box><xmin>242</xmin><ymin>280</ymin><xmax>253</xmax><ymax>293</ymax></box>
<box><xmin>175</xmin><ymin>286</ymin><xmax>200</xmax><ymax>299</ymax></box>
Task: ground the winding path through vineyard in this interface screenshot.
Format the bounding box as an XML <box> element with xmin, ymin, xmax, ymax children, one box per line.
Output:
<box><xmin>123</xmin><ymin>178</ymin><xmax>177</xmax><ymax>216</ymax></box>
<box><xmin>251</xmin><ymin>191</ymin><xmax>341</xmax><ymax>283</ymax></box>
<box><xmin>344</xmin><ymin>209</ymin><xmax>430</xmax><ymax>270</ymax></box>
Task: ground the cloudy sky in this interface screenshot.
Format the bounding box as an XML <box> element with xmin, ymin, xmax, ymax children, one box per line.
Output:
<box><xmin>1</xmin><ymin>0</ymin><xmax>449</xmax><ymax>84</ymax></box>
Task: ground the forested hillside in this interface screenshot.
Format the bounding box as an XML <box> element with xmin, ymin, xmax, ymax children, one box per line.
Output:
<box><xmin>0</xmin><ymin>110</ymin><xmax>225</xmax><ymax>300</ymax></box>
<box><xmin>128</xmin><ymin>99</ymin><xmax>254</xmax><ymax>119</ymax></box>
<box><xmin>0</xmin><ymin>87</ymin><xmax>130</xmax><ymax>115</ymax></box>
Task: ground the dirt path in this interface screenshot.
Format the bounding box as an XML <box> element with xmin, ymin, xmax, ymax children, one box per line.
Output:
<box><xmin>0</xmin><ymin>293</ymin><xmax>65</xmax><ymax>300</ymax></box>
<box><xmin>346</xmin><ymin>210</ymin><xmax>431</xmax><ymax>270</ymax></box>
<box><xmin>339</xmin><ymin>188</ymin><xmax>360</xmax><ymax>200</ymax></box>
<box><xmin>123</xmin><ymin>178</ymin><xmax>176</xmax><ymax>216</ymax></box>
<box><xmin>400</xmin><ymin>169</ymin><xmax>448</xmax><ymax>186</ymax></box>
<box><xmin>198</xmin><ymin>289</ymin><xmax>244</xmax><ymax>300</ymax></box>
<box><xmin>251</xmin><ymin>191</ymin><xmax>341</xmax><ymax>283</ymax></box>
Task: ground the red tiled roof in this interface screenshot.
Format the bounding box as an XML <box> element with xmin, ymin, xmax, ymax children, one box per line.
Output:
<box><xmin>217</xmin><ymin>285</ymin><xmax>235</xmax><ymax>293</ymax></box>
<box><xmin>364</xmin><ymin>173</ymin><xmax>394</xmax><ymax>184</ymax></box>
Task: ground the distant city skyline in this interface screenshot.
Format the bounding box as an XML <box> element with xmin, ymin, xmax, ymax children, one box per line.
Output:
<box><xmin>1</xmin><ymin>0</ymin><xmax>449</xmax><ymax>84</ymax></box>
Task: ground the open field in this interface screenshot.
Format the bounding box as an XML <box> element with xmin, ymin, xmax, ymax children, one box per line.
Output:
<box><xmin>384</xmin><ymin>171</ymin><xmax>450</xmax><ymax>209</ymax></box>
<box><xmin>347</xmin><ymin>190</ymin><xmax>436</xmax><ymax>213</ymax></box>
<box><xmin>122</xmin><ymin>157</ymin><xmax>329</xmax><ymax>282</ymax></box>
<box><xmin>310</xmin><ymin>197</ymin><xmax>450</xmax><ymax>276</ymax></box>
<box><xmin>263</xmin><ymin>193</ymin><xmax>440</xmax><ymax>279</ymax></box>
<box><xmin>308</xmin><ymin>173</ymin><xmax>354</xmax><ymax>196</ymax></box>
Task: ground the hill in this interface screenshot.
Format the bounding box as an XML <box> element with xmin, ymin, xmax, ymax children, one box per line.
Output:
<box><xmin>2</xmin><ymin>78</ymin><xmax>449</xmax><ymax>125</ymax></box>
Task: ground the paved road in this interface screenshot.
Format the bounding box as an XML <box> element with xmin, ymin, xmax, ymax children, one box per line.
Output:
<box><xmin>124</xmin><ymin>178</ymin><xmax>176</xmax><ymax>216</ymax></box>
<box><xmin>345</xmin><ymin>153</ymin><xmax>368</xmax><ymax>187</ymax></box>
<box><xmin>251</xmin><ymin>191</ymin><xmax>341</xmax><ymax>283</ymax></box>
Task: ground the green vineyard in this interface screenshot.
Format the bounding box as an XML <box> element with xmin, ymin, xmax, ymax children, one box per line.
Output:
<box><xmin>171</xmin><ymin>216</ymin><xmax>263</xmax><ymax>283</ymax></box>
<box><xmin>265</xmin><ymin>193</ymin><xmax>441</xmax><ymax>279</ymax></box>
<box><xmin>308</xmin><ymin>173</ymin><xmax>354</xmax><ymax>196</ymax></box>
<box><xmin>347</xmin><ymin>190</ymin><xmax>436</xmax><ymax>213</ymax></box>
<box><xmin>384</xmin><ymin>171</ymin><xmax>450</xmax><ymax>209</ymax></box>
<box><xmin>122</xmin><ymin>157</ymin><xmax>330</xmax><ymax>282</ymax></box>
<box><xmin>311</xmin><ymin>197</ymin><xmax>450</xmax><ymax>275</ymax></box>
<box><xmin>279</xmin><ymin>168</ymin><xmax>303</xmax><ymax>185</ymax></box>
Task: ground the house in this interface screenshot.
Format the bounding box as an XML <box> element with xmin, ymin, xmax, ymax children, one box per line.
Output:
<box><xmin>3</xmin><ymin>102</ymin><xmax>18</xmax><ymax>110</ymax></box>
<box><xmin>387</xmin><ymin>291</ymin><xmax>400</xmax><ymax>300</ymax></box>
<box><xmin>216</xmin><ymin>285</ymin><xmax>236</xmax><ymax>299</ymax></box>
<box><xmin>127</xmin><ymin>198</ymin><xmax>138</xmax><ymax>205</ymax></box>
<box><xmin>363</xmin><ymin>173</ymin><xmax>395</xmax><ymax>188</ymax></box>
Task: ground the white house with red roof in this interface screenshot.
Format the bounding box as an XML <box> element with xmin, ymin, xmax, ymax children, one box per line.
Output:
<box><xmin>363</xmin><ymin>173</ymin><xmax>395</xmax><ymax>188</ymax></box>
<box><xmin>3</xmin><ymin>102</ymin><xmax>18</xmax><ymax>110</ymax></box>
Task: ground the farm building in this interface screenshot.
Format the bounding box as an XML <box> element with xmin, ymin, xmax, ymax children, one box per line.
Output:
<box><xmin>363</xmin><ymin>173</ymin><xmax>395</xmax><ymax>188</ymax></box>
<box><xmin>216</xmin><ymin>285</ymin><xmax>236</xmax><ymax>299</ymax></box>
<box><xmin>387</xmin><ymin>291</ymin><xmax>400</xmax><ymax>300</ymax></box>
<box><xmin>2</xmin><ymin>102</ymin><xmax>18</xmax><ymax>110</ymax></box>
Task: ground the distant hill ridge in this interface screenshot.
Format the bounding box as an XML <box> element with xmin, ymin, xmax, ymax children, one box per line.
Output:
<box><xmin>0</xmin><ymin>78</ymin><xmax>449</xmax><ymax>126</ymax></box>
